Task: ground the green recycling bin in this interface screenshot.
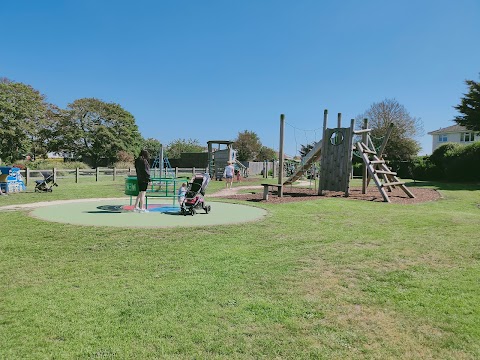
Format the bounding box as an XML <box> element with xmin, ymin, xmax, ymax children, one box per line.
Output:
<box><xmin>125</xmin><ymin>176</ymin><xmax>139</xmax><ymax>196</ymax></box>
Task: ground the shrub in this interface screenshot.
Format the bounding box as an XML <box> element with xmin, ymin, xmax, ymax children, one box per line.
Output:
<box><xmin>443</xmin><ymin>142</ymin><xmax>480</xmax><ymax>182</ymax></box>
<box><xmin>114</xmin><ymin>161</ymin><xmax>135</xmax><ymax>170</ymax></box>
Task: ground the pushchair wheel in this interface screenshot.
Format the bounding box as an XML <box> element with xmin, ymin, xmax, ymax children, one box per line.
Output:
<box><xmin>205</xmin><ymin>205</ymin><xmax>211</xmax><ymax>214</ymax></box>
<box><xmin>191</xmin><ymin>209</ymin><xmax>196</xmax><ymax>216</ymax></box>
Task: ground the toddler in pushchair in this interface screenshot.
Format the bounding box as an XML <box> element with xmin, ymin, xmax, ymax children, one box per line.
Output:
<box><xmin>180</xmin><ymin>173</ymin><xmax>211</xmax><ymax>216</ymax></box>
<box><xmin>35</xmin><ymin>171</ymin><xmax>58</xmax><ymax>192</ymax></box>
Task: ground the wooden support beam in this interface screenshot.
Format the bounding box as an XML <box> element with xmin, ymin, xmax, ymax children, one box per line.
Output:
<box><xmin>353</xmin><ymin>128</ymin><xmax>372</xmax><ymax>134</ymax></box>
<box><xmin>382</xmin><ymin>181</ymin><xmax>405</xmax><ymax>187</ymax></box>
<box><xmin>376</xmin><ymin>170</ymin><xmax>397</xmax><ymax>175</ymax></box>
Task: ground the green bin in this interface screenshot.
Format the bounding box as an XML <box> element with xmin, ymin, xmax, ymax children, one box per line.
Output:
<box><xmin>125</xmin><ymin>176</ymin><xmax>139</xmax><ymax>196</ymax></box>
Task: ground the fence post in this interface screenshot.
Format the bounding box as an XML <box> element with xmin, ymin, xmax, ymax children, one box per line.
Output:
<box><xmin>128</xmin><ymin>167</ymin><xmax>131</xmax><ymax>176</ymax></box>
<box><xmin>96</xmin><ymin>167</ymin><xmax>99</xmax><ymax>182</ymax></box>
<box><xmin>192</xmin><ymin>167</ymin><xmax>196</xmax><ymax>176</ymax></box>
<box><xmin>175</xmin><ymin>167</ymin><xmax>178</xmax><ymax>177</ymax></box>
<box><xmin>76</xmin><ymin>168</ymin><xmax>79</xmax><ymax>183</ymax></box>
<box><xmin>53</xmin><ymin>168</ymin><xmax>57</xmax><ymax>183</ymax></box>
<box><xmin>113</xmin><ymin>167</ymin><xmax>116</xmax><ymax>181</ymax></box>
<box><xmin>25</xmin><ymin>167</ymin><xmax>30</xmax><ymax>186</ymax></box>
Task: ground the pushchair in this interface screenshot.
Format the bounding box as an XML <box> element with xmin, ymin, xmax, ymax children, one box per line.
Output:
<box><xmin>35</xmin><ymin>171</ymin><xmax>58</xmax><ymax>192</ymax></box>
<box><xmin>180</xmin><ymin>173</ymin><xmax>211</xmax><ymax>216</ymax></box>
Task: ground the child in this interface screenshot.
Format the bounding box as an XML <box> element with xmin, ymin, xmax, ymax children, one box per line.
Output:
<box><xmin>178</xmin><ymin>183</ymin><xmax>187</xmax><ymax>207</ymax></box>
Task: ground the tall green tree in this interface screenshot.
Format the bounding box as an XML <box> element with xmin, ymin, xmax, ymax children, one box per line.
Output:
<box><xmin>60</xmin><ymin>98</ymin><xmax>142</xmax><ymax>166</ymax></box>
<box><xmin>165</xmin><ymin>138</ymin><xmax>205</xmax><ymax>159</ymax></box>
<box><xmin>234</xmin><ymin>130</ymin><xmax>262</xmax><ymax>161</ymax></box>
<box><xmin>453</xmin><ymin>75</ymin><xmax>480</xmax><ymax>131</ymax></box>
<box><xmin>356</xmin><ymin>98</ymin><xmax>423</xmax><ymax>161</ymax></box>
<box><xmin>256</xmin><ymin>146</ymin><xmax>277</xmax><ymax>161</ymax></box>
<box><xmin>142</xmin><ymin>138</ymin><xmax>163</xmax><ymax>159</ymax></box>
<box><xmin>299</xmin><ymin>142</ymin><xmax>316</xmax><ymax>158</ymax></box>
<box><xmin>0</xmin><ymin>79</ymin><xmax>51</xmax><ymax>162</ymax></box>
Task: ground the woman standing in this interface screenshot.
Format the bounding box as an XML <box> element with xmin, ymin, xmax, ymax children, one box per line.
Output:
<box><xmin>223</xmin><ymin>161</ymin><xmax>235</xmax><ymax>189</ymax></box>
<box><xmin>134</xmin><ymin>149</ymin><xmax>151</xmax><ymax>212</ymax></box>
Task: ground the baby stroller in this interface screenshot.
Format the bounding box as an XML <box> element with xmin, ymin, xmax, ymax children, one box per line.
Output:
<box><xmin>35</xmin><ymin>171</ymin><xmax>58</xmax><ymax>192</ymax></box>
<box><xmin>180</xmin><ymin>173</ymin><xmax>211</xmax><ymax>216</ymax></box>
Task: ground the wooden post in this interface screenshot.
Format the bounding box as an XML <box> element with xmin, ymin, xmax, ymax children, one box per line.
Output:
<box><xmin>96</xmin><ymin>167</ymin><xmax>99</xmax><ymax>182</ymax></box>
<box><xmin>53</xmin><ymin>168</ymin><xmax>57</xmax><ymax>184</ymax></box>
<box><xmin>278</xmin><ymin>114</ymin><xmax>285</xmax><ymax>197</ymax></box>
<box><xmin>362</xmin><ymin>119</ymin><xmax>368</xmax><ymax>194</ymax></box>
<box><xmin>337</xmin><ymin>113</ymin><xmax>342</xmax><ymax>128</ymax></box>
<box><xmin>345</xmin><ymin>119</ymin><xmax>355</xmax><ymax>197</ymax></box>
<box><xmin>207</xmin><ymin>142</ymin><xmax>213</xmax><ymax>178</ymax></box>
<box><xmin>192</xmin><ymin>167</ymin><xmax>196</xmax><ymax>176</ymax></box>
<box><xmin>175</xmin><ymin>167</ymin><xmax>178</xmax><ymax>177</ymax></box>
<box><xmin>378</xmin><ymin>122</ymin><xmax>394</xmax><ymax>159</ymax></box>
<box><xmin>319</xmin><ymin>109</ymin><xmax>328</xmax><ymax>195</ymax></box>
<box><xmin>25</xmin><ymin>167</ymin><xmax>30</xmax><ymax>186</ymax></box>
<box><xmin>76</xmin><ymin>167</ymin><xmax>79</xmax><ymax>183</ymax></box>
<box><xmin>113</xmin><ymin>167</ymin><xmax>116</xmax><ymax>181</ymax></box>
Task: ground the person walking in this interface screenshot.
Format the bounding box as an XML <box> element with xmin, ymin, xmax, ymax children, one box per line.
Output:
<box><xmin>223</xmin><ymin>161</ymin><xmax>235</xmax><ymax>189</ymax></box>
<box><xmin>134</xmin><ymin>149</ymin><xmax>151</xmax><ymax>213</ymax></box>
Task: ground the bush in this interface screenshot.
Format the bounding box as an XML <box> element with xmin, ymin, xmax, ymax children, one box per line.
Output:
<box><xmin>410</xmin><ymin>156</ymin><xmax>442</xmax><ymax>181</ymax></box>
<box><xmin>16</xmin><ymin>160</ymin><xmax>90</xmax><ymax>170</ymax></box>
<box><xmin>352</xmin><ymin>162</ymin><xmax>362</xmax><ymax>177</ymax></box>
<box><xmin>443</xmin><ymin>142</ymin><xmax>480</xmax><ymax>182</ymax></box>
<box><xmin>114</xmin><ymin>161</ymin><xmax>135</xmax><ymax>169</ymax></box>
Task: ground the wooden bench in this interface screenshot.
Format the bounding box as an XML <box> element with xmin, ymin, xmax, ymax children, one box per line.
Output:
<box><xmin>261</xmin><ymin>183</ymin><xmax>283</xmax><ymax>200</ymax></box>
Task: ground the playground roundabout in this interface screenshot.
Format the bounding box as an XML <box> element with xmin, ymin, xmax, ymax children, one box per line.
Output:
<box><xmin>0</xmin><ymin>196</ymin><xmax>267</xmax><ymax>229</ymax></box>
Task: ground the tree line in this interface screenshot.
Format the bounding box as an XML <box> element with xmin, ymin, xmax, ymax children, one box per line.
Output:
<box><xmin>2</xmin><ymin>74</ymin><xmax>477</xmax><ymax>168</ymax></box>
<box><xmin>0</xmin><ymin>78</ymin><xmax>278</xmax><ymax>166</ymax></box>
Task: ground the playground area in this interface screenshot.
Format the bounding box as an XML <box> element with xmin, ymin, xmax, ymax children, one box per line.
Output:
<box><xmin>212</xmin><ymin>184</ymin><xmax>441</xmax><ymax>204</ymax></box>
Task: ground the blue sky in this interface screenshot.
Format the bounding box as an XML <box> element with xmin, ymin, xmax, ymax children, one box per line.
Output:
<box><xmin>2</xmin><ymin>0</ymin><xmax>479</xmax><ymax>157</ymax></box>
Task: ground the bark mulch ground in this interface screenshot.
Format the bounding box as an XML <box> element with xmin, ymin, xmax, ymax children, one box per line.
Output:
<box><xmin>215</xmin><ymin>185</ymin><xmax>441</xmax><ymax>204</ymax></box>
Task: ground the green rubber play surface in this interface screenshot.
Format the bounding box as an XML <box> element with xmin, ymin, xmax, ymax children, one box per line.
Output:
<box><xmin>30</xmin><ymin>199</ymin><xmax>267</xmax><ymax>228</ymax></box>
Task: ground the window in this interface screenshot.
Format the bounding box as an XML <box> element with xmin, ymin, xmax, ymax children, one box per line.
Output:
<box><xmin>461</xmin><ymin>132</ymin><xmax>475</xmax><ymax>142</ymax></box>
<box><xmin>438</xmin><ymin>134</ymin><xmax>447</xmax><ymax>142</ymax></box>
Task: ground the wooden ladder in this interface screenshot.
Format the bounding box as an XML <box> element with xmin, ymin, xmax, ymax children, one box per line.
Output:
<box><xmin>355</xmin><ymin>141</ymin><xmax>415</xmax><ymax>203</ymax></box>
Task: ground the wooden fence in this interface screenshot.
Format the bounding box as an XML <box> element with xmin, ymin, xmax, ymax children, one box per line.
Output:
<box><xmin>19</xmin><ymin>167</ymin><xmax>207</xmax><ymax>185</ymax></box>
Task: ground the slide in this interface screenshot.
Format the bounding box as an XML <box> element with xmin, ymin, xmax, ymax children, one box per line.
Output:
<box><xmin>283</xmin><ymin>140</ymin><xmax>322</xmax><ymax>185</ymax></box>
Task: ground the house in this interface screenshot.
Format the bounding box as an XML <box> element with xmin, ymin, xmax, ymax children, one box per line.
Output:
<box><xmin>428</xmin><ymin>125</ymin><xmax>479</xmax><ymax>152</ymax></box>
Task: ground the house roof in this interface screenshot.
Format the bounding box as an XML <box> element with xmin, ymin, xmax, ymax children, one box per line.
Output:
<box><xmin>427</xmin><ymin>124</ymin><xmax>467</xmax><ymax>135</ymax></box>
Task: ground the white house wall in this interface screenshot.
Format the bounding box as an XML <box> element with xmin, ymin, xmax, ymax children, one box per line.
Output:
<box><xmin>431</xmin><ymin>132</ymin><xmax>479</xmax><ymax>152</ymax></box>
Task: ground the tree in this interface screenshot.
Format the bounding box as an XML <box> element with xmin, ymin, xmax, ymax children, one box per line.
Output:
<box><xmin>299</xmin><ymin>142</ymin><xmax>316</xmax><ymax>158</ymax></box>
<box><xmin>0</xmin><ymin>80</ymin><xmax>51</xmax><ymax>162</ymax></box>
<box><xmin>233</xmin><ymin>130</ymin><xmax>262</xmax><ymax>161</ymax></box>
<box><xmin>256</xmin><ymin>146</ymin><xmax>277</xmax><ymax>161</ymax></box>
<box><xmin>165</xmin><ymin>138</ymin><xmax>205</xmax><ymax>159</ymax></box>
<box><xmin>60</xmin><ymin>98</ymin><xmax>142</xmax><ymax>166</ymax></box>
<box><xmin>453</xmin><ymin>76</ymin><xmax>480</xmax><ymax>131</ymax></box>
<box><xmin>142</xmin><ymin>138</ymin><xmax>163</xmax><ymax>159</ymax></box>
<box><xmin>356</xmin><ymin>99</ymin><xmax>423</xmax><ymax>161</ymax></box>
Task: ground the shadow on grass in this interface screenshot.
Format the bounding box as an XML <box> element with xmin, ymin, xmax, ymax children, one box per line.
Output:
<box><xmin>406</xmin><ymin>180</ymin><xmax>480</xmax><ymax>191</ymax></box>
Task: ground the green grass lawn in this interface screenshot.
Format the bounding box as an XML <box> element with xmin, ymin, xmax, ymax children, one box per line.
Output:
<box><xmin>0</xmin><ymin>177</ymin><xmax>479</xmax><ymax>359</ymax></box>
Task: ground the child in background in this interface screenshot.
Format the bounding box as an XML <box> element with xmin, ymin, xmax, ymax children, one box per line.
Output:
<box><xmin>178</xmin><ymin>182</ymin><xmax>187</xmax><ymax>207</ymax></box>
